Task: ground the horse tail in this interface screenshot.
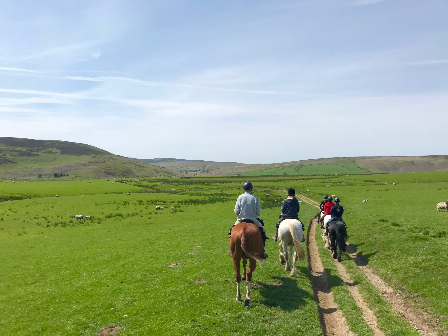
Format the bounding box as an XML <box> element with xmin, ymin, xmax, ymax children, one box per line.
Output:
<box><xmin>240</xmin><ymin>228</ymin><xmax>262</xmax><ymax>266</ymax></box>
<box><xmin>336</xmin><ymin>223</ymin><xmax>347</xmax><ymax>253</ymax></box>
<box><xmin>288</xmin><ymin>220</ymin><xmax>306</xmax><ymax>261</ymax></box>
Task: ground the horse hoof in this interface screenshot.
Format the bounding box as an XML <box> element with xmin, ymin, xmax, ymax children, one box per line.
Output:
<box><xmin>244</xmin><ymin>299</ymin><xmax>251</xmax><ymax>307</ymax></box>
<box><xmin>338</xmin><ymin>255</ymin><xmax>341</xmax><ymax>262</ymax></box>
<box><xmin>236</xmin><ymin>296</ymin><xmax>241</xmax><ymax>301</ymax></box>
<box><xmin>242</xmin><ymin>277</ymin><xmax>246</xmax><ymax>281</ymax></box>
<box><xmin>280</xmin><ymin>259</ymin><xmax>286</xmax><ymax>265</ymax></box>
<box><xmin>332</xmin><ymin>253</ymin><xmax>337</xmax><ymax>259</ymax></box>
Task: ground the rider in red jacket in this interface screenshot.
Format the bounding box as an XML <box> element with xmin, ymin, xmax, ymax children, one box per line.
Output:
<box><xmin>324</xmin><ymin>196</ymin><xmax>335</xmax><ymax>215</ymax></box>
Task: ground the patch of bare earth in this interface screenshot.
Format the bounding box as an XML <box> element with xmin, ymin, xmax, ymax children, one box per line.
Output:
<box><xmin>307</xmin><ymin>214</ymin><xmax>355</xmax><ymax>336</ymax></box>
<box><xmin>98</xmin><ymin>326</ymin><xmax>121</xmax><ymax>335</ymax></box>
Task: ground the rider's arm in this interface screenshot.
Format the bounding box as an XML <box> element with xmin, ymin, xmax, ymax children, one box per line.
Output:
<box><xmin>255</xmin><ymin>197</ymin><xmax>261</xmax><ymax>217</ymax></box>
<box><xmin>234</xmin><ymin>197</ymin><xmax>241</xmax><ymax>216</ymax></box>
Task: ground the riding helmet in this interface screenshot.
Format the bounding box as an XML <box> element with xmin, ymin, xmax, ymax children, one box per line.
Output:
<box><xmin>327</xmin><ymin>196</ymin><xmax>333</xmax><ymax>202</ymax></box>
<box><xmin>324</xmin><ymin>195</ymin><xmax>328</xmax><ymax>199</ymax></box>
<box><xmin>334</xmin><ymin>197</ymin><xmax>340</xmax><ymax>202</ymax></box>
<box><xmin>288</xmin><ymin>188</ymin><xmax>295</xmax><ymax>196</ymax></box>
<box><xmin>243</xmin><ymin>181</ymin><xmax>253</xmax><ymax>190</ymax></box>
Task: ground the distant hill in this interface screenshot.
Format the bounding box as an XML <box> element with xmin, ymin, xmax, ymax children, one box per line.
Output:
<box><xmin>141</xmin><ymin>156</ymin><xmax>448</xmax><ymax>176</ymax></box>
<box><xmin>0</xmin><ymin>137</ymin><xmax>174</xmax><ymax>180</ymax></box>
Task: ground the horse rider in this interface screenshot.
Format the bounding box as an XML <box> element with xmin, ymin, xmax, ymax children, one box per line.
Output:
<box><xmin>320</xmin><ymin>195</ymin><xmax>328</xmax><ymax>211</ymax></box>
<box><xmin>318</xmin><ymin>195</ymin><xmax>328</xmax><ymax>226</ymax></box>
<box><xmin>273</xmin><ymin>188</ymin><xmax>305</xmax><ymax>242</ymax></box>
<box><xmin>231</xmin><ymin>181</ymin><xmax>269</xmax><ymax>259</ymax></box>
<box><xmin>326</xmin><ymin>197</ymin><xmax>345</xmax><ymax>228</ymax></box>
<box><xmin>323</xmin><ymin>196</ymin><xmax>335</xmax><ymax>235</ymax></box>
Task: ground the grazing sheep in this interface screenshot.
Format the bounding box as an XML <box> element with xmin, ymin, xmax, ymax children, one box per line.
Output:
<box><xmin>126</xmin><ymin>192</ymin><xmax>130</xmax><ymax>195</ymax></box>
<box><xmin>393</xmin><ymin>183</ymin><xmax>396</xmax><ymax>185</ymax></box>
<box><xmin>362</xmin><ymin>199</ymin><xmax>369</xmax><ymax>202</ymax></box>
<box><xmin>55</xmin><ymin>195</ymin><xmax>59</xmax><ymax>197</ymax></box>
<box><xmin>74</xmin><ymin>215</ymin><xmax>83</xmax><ymax>220</ymax></box>
<box><xmin>85</xmin><ymin>216</ymin><xmax>91</xmax><ymax>219</ymax></box>
<box><xmin>171</xmin><ymin>206</ymin><xmax>176</xmax><ymax>210</ymax></box>
<box><xmin>436</xmin><ymin>201</ymin><xmax>448</xmax><ymax>211</ymax></box>
<box><xmin>155</xmin><ymin>206</ymin><xmax>165</xmax><ymax>210</ymax></box>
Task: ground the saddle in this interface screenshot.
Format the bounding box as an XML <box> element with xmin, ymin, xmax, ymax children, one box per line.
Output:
<box><xmin>240</xmin><ymin>219</ymin><xmax>254</xmax><ymax>224</ymax></box>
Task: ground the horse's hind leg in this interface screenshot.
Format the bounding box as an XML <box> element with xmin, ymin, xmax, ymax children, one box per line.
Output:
<box><xmin>244</xmin><ymin>259</ymin><xmax>257</xmax><ymax>307</ymax></box>
<box><xmin>233</xmin><ymin>258</ymin><xmax>242</xmax><ymax>301</ymax></box>
<box><xmin>242</xmin><ymin>257</ymin><xmax>247</xmax><ymax>281</ymax></box>
<box><xmin>279</xmin><ymin>240</ymin><xmax>286</xmax><ymax>265</ymax></box>
<box><xmin>281</xmin><ymin>241</ymin><xmax>290</xmax><ymax>271</ymax></box>
<box><xmin>290</xmin><ymin>246</ymin><xmax>297</xmax><ymax>277</ymax></box>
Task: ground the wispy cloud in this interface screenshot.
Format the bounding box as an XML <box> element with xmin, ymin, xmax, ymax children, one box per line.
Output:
<box><xmin>0</xmin><ymin>67</ymin><xmax>41</xmax><ymax>73</ymax></box>
<box><xmin>0</xmin><ymin>88</ymin><xmax>85</xmax><ymax>99</ymax></box>
<box><xmin>0</xmin><ymin>97</ymin><xmax>73</xmax><ymax>106</ymax></box>
<box><xmin>64</xmin><ymin>75</ymin><xmax>294</xmax><ymax>96</ymax></box>
<box><xmin>17</xmin><ymin>41</ymin><xmax>99</xmax><ymax>61</ymax></box>
<box><xmin>404</xmin><ymin>59</ymin><xmax>448</xmax><ymax>66</ymax></box>
<box><xmin>347</xmin><ymin>0</ymin><xmax>388</xmax><ymax>5</ymax></box>
<box><xmin>0</xmin><ymin>106</ymin><xmax>48</xmax><ymax>113</ymax></box>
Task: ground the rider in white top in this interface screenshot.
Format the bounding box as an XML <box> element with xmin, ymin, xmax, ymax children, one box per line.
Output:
<box><xmin>231</xmin><ymin>181</ymin><xmax>268</xmax><ymax>259</ymax></box>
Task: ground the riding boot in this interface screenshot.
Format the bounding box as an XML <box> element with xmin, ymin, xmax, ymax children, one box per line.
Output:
<box><xmin>228</xmin><ymin>224</ymin><xmax>236</xmax><ymax>238</ymax></box>
<box><xmin>272</xmin><ymin>228</ymin><xmax>278</xmax><ymax>242</ymax></box>
<box><xmin>259</xmin><ymin>228</ymin><xmax>269</xmax><ymax>259</ymax></box>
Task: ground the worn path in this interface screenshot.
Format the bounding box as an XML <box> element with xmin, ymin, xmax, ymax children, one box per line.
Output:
<box><xmin>299</xmin><ymin>194</ymin><xmax>438</xmax><ymax>336</ymax></box>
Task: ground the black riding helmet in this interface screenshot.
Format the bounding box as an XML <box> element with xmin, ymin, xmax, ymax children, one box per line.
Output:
<box><xmin>327</xmin><ymin>196</ymin><xmax>333</xmax><ymax>202</ymax></box>
<box><xmin>334</xmin><ymin>197</ymin><xmax>340</xmax><ymax>202</ymax></box>
<box><xmin>324</xmin><ymin>195</ymin><xmax>328</xmax><ymax>199</ymax></box>
<box><xmin>288</xmin><ymin>188</ymin><xmax>295</xmax><ymax>196</ymax></box>
<box><xmin>243</xmin><ymin>181</ymin><xmax>253</xmax><ymax>190</ymax></box>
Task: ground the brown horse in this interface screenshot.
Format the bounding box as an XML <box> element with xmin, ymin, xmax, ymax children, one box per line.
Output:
<box><xmin>229</xmin><ymin>221</ymin><xmax>264</xmax><ymax>307</ymax></box>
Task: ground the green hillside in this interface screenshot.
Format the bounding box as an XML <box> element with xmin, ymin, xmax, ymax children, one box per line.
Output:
<box><xmin>145</xmin><ymin>156</ymin><xmax>448</xmax><ymax>177</ymax></box>
<box><xmin>0</xmin><ymin>137</ymin><xmax>174</xmax><ymax>180</ymax></box>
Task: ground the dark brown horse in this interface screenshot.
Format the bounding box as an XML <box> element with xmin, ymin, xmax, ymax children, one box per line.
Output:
<box><xmin>229</xmin><ymin>221</ymin><xmax>264</xmax><ymax>307</ymax></box>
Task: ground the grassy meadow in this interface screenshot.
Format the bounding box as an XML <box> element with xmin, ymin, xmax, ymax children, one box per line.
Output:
<box><xmin>1</xmin><ymin>172</ymin><xmax>447</xmax><ymax>335</ymax></box>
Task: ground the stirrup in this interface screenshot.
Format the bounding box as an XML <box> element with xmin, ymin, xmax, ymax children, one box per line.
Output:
<box><xmin>260</xmin><ymin>252</ymin><xmax>268</xmax><ymax>259</ymax></box>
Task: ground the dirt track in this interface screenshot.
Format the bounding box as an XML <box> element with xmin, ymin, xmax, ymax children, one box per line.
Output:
<box><xmin>299</xmin><ymin>194</ymin><xmax>438</xmax><ymax>336</ymax></box>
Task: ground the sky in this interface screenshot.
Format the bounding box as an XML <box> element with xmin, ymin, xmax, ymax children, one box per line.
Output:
<box><xmin>0</xmin><ymin>0</ymin><xmax>447</xmax><ymax>164</ymax></box>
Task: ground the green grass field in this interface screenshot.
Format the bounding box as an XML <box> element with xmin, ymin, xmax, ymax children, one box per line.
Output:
<box><xmin>241</xmin><ymin>162</ymin><xmax>370</xmax><ymax>176</ymax></box>
<box><xmin>1</xmin><ymin>172</ymin><xmax>447</xmax><ymax>335</ymax></box>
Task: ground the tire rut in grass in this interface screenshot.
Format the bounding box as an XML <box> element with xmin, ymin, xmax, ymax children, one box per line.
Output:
<box><xmin>346</xmin><ymin>245</ymin><xmax>438</xmax><ymax>336</ymax></box>
<box><xmin>320</xmin><ymin>223</ymin><xmax>385</xmax><ymax>336</ymax></box>
<box><xmin>300</xmin><ymin>194</ymin><xmax>438</xmax><ymax>336</ymax></box>
<box><xmin>307</xmin><ymin>214</ymin><xmax>355</xmax><ymax>336</ymax></box>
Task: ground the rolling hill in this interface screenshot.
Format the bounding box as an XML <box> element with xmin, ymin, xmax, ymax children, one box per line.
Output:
<box><xmin>0</xmin><ymin>137</ymin><xmax>175</xmax><ymax>180</ymax></box>
<box><xmin>1</xmin><ymin>137</ymin><xmax>447</xmax><ymax>180</ymax></box>
<box><xmin>141</xmin><ymin>156</ymin><xmax>448</xmax><ymax>176</ymax></box>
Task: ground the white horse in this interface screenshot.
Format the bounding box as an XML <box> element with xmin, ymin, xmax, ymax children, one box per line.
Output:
<box><xmin>278</xmin><ymin>219</ymin><xmax>306</xmax><ymax>277</ymax></box>
<box><xmin>322</xmin><ymin>215</ymin><xmax>332</xmax><ymax>248</ymax></box>
<box><xmin>318</xmin><ymin>211</ymin><xmax>326</xmax><ymax>228</ymax></box>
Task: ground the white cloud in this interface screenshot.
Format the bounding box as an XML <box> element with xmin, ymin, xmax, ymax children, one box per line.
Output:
<box><xmin>0</xmin><ymin>67</ymin><xmax>41</xmax><ymax>73</ymax></box>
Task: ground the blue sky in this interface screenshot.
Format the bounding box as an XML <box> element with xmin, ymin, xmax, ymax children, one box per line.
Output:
<box><xmin>0</xmin><ymin>0</ymin><xmax>447</xmax><ymax>163</ymax></box>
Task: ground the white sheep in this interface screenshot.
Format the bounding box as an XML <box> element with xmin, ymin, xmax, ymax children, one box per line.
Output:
<box><xmin>155</xmin><ymin>206</ymin><xmax>165</xmax><ymax>210</ymax></box>
<box><xmin>74</xmin><ymin>215</ymin><xmax>83</xmax><ymax>220</ymax></box>
<box><xmin>436</xmin><ymin>201</ymin><xmax>448</xmax><ymax>211</ymax></box>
